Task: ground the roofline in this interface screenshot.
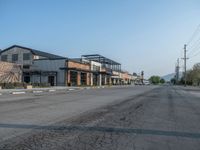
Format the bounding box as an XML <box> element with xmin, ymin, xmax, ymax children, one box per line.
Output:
<box><xmin>0</xmin><ymin>45</ymin><xmax>67</xmax><ymax>59</ymax></box>
<box><xmin>33</xmin><ymin>58</ymin><xmax>68</xmax><ymax>61</ymax></box>
<box><xmin>1</xmin><ymin>45</ymin><xmax>34</xmax><ymax>54</ymax></box>
<box><xmin>82</xmin><ymin>54</ymin><xmax>100</xmax><ymax>57</ymax></box>
<box><xmin>82</xmin><ymin>54</ymin><xmax>121</xmax><ymax>65</ymax></box>
<box><xmin>67</xmin><ymin>58</ymin><xmax>90</xmax><ymax>65</ymax></box>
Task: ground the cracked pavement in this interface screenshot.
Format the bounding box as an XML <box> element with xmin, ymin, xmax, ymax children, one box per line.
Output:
<box><xmin>1</xmin><ymin>85</ymin><xmax>200</xmax><ymax>150</ymax></box>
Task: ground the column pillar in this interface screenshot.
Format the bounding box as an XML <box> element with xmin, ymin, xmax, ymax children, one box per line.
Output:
<box><xmin>104</xmin><ymin>75</ymin><xmax>107</xmax><ymax>85</ymax></box>
<box><xmin>99</xmin><ymin>74</ymin><xmax>102</xmax><ymax>86</ymax></box>
<box><xmin>86</xmin><ymin>73</ymin><xmax>90</xmax><ymax>86</ymax></box>
<box><xmin>90</xmin><ymin>73</ymin><xmax>93</xmax><ymax>86</ymax></box>
<box><xmin>67</xmin><ymin>70</ymin><xmax>70</xmax><ymax>86</ymax></box>
<box><xmin>109</xmin><ymin>76</ymin><xmax>112</xmax><ymax>85</ymax></box>
<box><xmin>77</xmin><ymin>72</ymin><xmax>81</xmax><ymax>86</ymax></box>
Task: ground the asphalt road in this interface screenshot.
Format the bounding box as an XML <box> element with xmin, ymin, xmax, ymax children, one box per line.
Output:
<box><xmin>1</xmin><ymin>85</ymin><xmax>200</xmax><ymax>150</ymax></box>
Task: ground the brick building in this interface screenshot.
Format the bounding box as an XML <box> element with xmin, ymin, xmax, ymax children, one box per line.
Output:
<box><xmin>65</xmin><ymin>59</ymin><xmax>91</xmax><ymax>86</ymax></box>
<box><xmin>0</xmin><ymin>45</ymin><xmax>136</xmax><ymax>87</ymax></box>
<box><xmin>82</xmin><ymin>54</ymin><xmax>122</xmax><ymax>86</ymax></box>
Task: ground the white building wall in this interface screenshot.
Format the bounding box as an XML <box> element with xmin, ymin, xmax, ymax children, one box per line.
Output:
<box><xmin>90</xmin><ymin>61</ymin><xmax>102</xmax><ymax>86</ymax></box>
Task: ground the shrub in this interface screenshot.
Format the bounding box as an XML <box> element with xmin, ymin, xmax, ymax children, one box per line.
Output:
<box><xmin>0</xmin><ymin>82</ymin><xmax>25</xmax><ymax>89</ymax></box>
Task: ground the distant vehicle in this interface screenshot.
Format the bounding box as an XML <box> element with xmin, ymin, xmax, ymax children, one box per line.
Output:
<box><xmin>134</xmin><ymin>78</ymin><xmax>151</xmax><ymax>85</ymax></box>
<box><xmin>135</xmin><ymin>82</ymin><xmax>142</xmax><ymax>85</ymax></box>
<box><xmin>143</xmin><ymin>80</ymin><xmax>150</xmax><ymax>85</ymax></box>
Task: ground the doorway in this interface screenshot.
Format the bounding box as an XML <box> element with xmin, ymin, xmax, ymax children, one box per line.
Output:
<box><xmin>81</xmin><ymin>72</ymin><xmax>87</xmax><ymax>85</ymax></box>
<box><xmin>48</xmin><ymin>76</ymin><xmax>55</xmax><ymax>86</ymax></box>
<box><xmin>24</xmin><ymin>76</ymin><xmax>30</xmax><ymax>83</ymax></box>
<box><xmin>70</xmin><ymin>71</ymin><xmax>77</xmax><ymax>86</ymax></box>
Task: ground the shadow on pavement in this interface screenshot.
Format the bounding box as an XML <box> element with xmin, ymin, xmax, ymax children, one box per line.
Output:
<box><xmin>0</xmin><ymin>123</ymin><xmax>200</xmax><ymax>139</ymax></box>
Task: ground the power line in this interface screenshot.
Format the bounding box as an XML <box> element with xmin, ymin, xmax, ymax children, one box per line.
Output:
<box><xmin>187</xmin><ymin>24</ymin><xmax>200</xmax><ymax>46</ymax></box>
<box><xmin>187</xmin><ymin>37</ymin><xmax>200</xmax><ymax>56</ymax></box>
<box><xmin>186</xmin><ymin>24</ymin><xmax>200</xmax><ymax>58</ymax></box>
<box><xmin>189</xmin><ymin>44</ymin><xmax>200</xmax><ymax>58</ymax></box>
<box><xmin>189</xmin><ymin>48</ymin><xmax>200</xmax><ymax>58</ymax></box>
<box><xmin>188</xmin><ymin>36</ymin><xmax>200</xmax><ymax>49</ymax></box>
<box><xmin>175</xmin><ymin>24</ymin><xmax>200</xmax><ymax>85</ymax></box>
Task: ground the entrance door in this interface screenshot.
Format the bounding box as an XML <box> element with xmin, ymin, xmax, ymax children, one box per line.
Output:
<box><xmin>81</xmin><ymin>72</ymin><xmax>87</xmax><ymax>85</ymax></box>
<box><xmin>24</xmin><ymin>76</ymin><xmax>30</xmax><ymax>83</ymax></box>
<box><xmin>70</xmin><ymin>71</ymin><xmax>77</xmax><ymax>86</ymax></box>
<box><xmin>48</xmin><ymin>76</ymin><xmax>55</xmax><ymax>86</ymax></box>
<box><xmin>93</xmin><ymin>74</ymin><xmax>98</xmax><ymax>86</ymax></box>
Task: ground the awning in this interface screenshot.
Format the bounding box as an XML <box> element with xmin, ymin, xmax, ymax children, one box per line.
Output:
<box><xmin>111</xmin><ymin>76</ymin><xmax>121</xmax><ymax>79</ymax></box>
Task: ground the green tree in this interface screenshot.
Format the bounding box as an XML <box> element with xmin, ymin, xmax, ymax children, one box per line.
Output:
<box><xmin>149</xmin><ymin>76</ymin><xmax>161</xmax><ymax>84</ymax></box>
<box><xmin>160</xmin><ymin>78</ymin><xmax>165</xmax><ymax>84</ymax></box>
<box><xmin>192</xmin><ymin>63</ymin><xmax>200</xmax><ymax>86</ymax></box>
<box><xmin>185</xmin><ymin>69</ymin><xmax>193</xmax><ymax>85</ymax></box>
<box><xmin>182</xmin><ymin>63</ymin><xmax>200</xmax><ymax>86</ymax></box>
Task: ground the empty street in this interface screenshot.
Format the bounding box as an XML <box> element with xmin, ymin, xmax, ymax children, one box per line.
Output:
<box><xmin>0</xmin><ymin>85</ymin><xmax>200</xmax><ymax>149</ymax></box>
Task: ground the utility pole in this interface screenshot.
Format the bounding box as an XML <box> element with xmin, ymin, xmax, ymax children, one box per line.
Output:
<box><xmin>177</xmin><ymin>58</ymin><xmax>180</xmax><ymax>82</ymax></box>
<box><xmin>182</xmin><ymin>44</ymin><xmax>188</xmax><ymax>87</ymax></box>
<box><xmin>175</xmin><ymin>58</ymin><xmax>180</xmax><ymax>84</ymax></box>
<box><xmin>141</xmin><ymin>71</ymin><xmax>144</xmax><ymax>84</ymax></box>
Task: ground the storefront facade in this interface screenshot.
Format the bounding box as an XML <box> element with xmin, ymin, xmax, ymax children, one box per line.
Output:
<box><xmin>66</xmin><ymin>60</ymin><xmax>90</xmax><ymax>86</ymax></box>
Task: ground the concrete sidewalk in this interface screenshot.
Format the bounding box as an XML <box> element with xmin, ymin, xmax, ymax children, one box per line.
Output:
<box><xmin>0</xmin><ymin>85</ymin><xmax>136</xmax><ymax>95</ymax></box>
<box><xmin>0</xmin><ymin>86</ymin><xmax>81</xmax><ymax>95</ymax></box>
<box><xmin>0</xmin><ymin>85</ymin><xmax>139</xmax><ymax>96</ymax></box>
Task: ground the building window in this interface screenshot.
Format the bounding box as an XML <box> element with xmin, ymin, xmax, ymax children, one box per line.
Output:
<box><xmin>23</xmin><ymin>53</ymin><xmax>30</xmax><ymax>60</ymax></box>
<box><xmin>1</xmin><ymin>55</ymin><xmax>7</xmax><ymax>61</ymax></box>
<box><xmin>23</xmin><ymin>65</ymin><xmax>30</xmax><ymax>69</ymax></box>
<box><xmin>81</xmin><ymin>72</ymin><xmax>87</xmax><ymax>85</ymax></box>
<box><xmin>33</xmin><ymin>55</ymin><xmax>39</xmax><ymax>60</ymax></box>
<box><xmin>70</xmin><ymin>71</ymin><xmax>78</xmax><ymax>86</ymax></box>
<box><xmin>93</xmin><ymin>65</ymin><xmax>100</xmax><ymax>71</ymax></box>
<box><xmin>12</xmin><ymin>54</ymin><xmax>18</xmax><ymax>62</ymax></box>
<box><xmin>24</xmin><ymin>76</ymin><xmax>30</xmax><ymax>83</ymax></box>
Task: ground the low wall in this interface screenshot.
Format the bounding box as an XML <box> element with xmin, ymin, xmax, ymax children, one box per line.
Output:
<box><xmin>0</xmin><ymin>61</ymin><xmax>22</xmax><ymax>83</ymax></box>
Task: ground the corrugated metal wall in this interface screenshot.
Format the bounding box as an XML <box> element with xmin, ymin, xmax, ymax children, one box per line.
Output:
<box><xmin>32</xmin><ymin>59</ymin><xmax>66</xmax><ymax>86</ymax></box>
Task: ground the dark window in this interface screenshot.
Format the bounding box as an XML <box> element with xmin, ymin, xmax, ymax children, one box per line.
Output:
<box><xmin>70</xmin><ymin>71</ymin><xmax>77</xmax><ymax>86</ymax></box>
<box><xmin>48</xmin><ymin>76</ymin><xmax>55</xmax><ymax>86</ymax></box>
<box><xmin>24</xmin><ymin>76</ymin><xmax>30</xmax><ymax>83</ymax></box>
<box><xmin>23</xmin><ymin>53</ymin><xmax>30</xmax><ymax>60</ymax></box>
<box><xmin>1</xmin><ymin>55</ymin><xmax>7</xmax><ymax>61</ymax></box>
<box><xmin>23</xmin><ymin>65</ymin><xmax>30</xmax><ymax>69</ymax></box>
<box><xmin>81</xmin><ymin>72</ymin><xmax>87</xmax><ymax>85</ymax></box>
<box><xmin>93</xmin><ymin>65</ymin><xmax>100</xmax><ymax>71</ymax></box>
<box><xmin>12</xmin><ymin>54</ymin><xmax>18</xmax><ymax>62</ymax></box>
<box><xmin>93</xmin><ymin>74</ymin><xmax>98</xmax><ymax>86</ymax></box>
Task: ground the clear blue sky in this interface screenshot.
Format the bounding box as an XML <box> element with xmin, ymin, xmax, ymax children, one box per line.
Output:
<box><xmin>1</xmin><ymin>0</ymin><xmax>200</xmax><ymax>78</ymax></box>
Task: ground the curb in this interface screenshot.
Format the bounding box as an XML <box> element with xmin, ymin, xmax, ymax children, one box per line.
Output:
<box><xmin>68</xmin><ymin>89</ymin><xmax>75</xmax><ymax>91</ymax></box>
<box><xmin>32</xmin><ymin>91</ymin><xmax>43</xmax><ymax>93</ymax></box>
<box><xmin>0</xmin><ymin>85</ymin><xmax>134</xmax><ymax>96</ymax></box>
<box><xmin>49</xmin><ymin>89</ymin><xmax>56</xmax><ymax>92</ymax></box>
<box><xmin>12</xmin><ymin>91</ymin><xmax>26</xmax><ymax>95</ymax></box>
